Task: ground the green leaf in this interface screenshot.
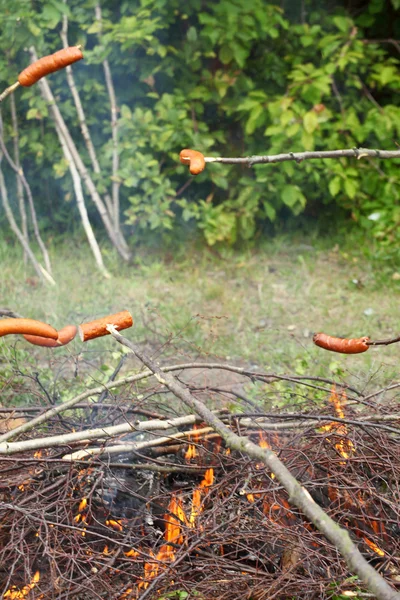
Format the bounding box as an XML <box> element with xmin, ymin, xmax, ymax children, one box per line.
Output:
<box><xmin>344</xmin><ymin>178</ymin><xmax>358</xmax><ymax>199</ymax></box>
<box><xmin>332</xmin><ymin>16</ymin><xmax>351</xmax><ymax>32</ymax></box>
<box><xmin>219</xmin><ymin>45</ymin><xmax>233</xmax><ymax>64</ymax></box>
<box><xmin>303</xmin><ymin>111</ymin><xmax>319</xmax><ymax>134</ymax></box>
<box><xmin>187</xmin><ymin>26</ymin><xmax>197</xmax><ymax>42</ymax></box>
<box><xmin>282</xmin><ymin>185</ymin><xmax>298</xmax><ymax>208</ymax></box>
<box><xmin>329</xmin><ymin>176</ymin><xmax>341</xmax><ymax>197</ymax></box>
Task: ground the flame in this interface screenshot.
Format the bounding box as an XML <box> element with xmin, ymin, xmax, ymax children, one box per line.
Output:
<box><xmin>189</xmin><ymin>468</ymin><xmax>214</xmax><ymax>526</ymax></box>
<box><xmin>106</xmin><ymin>519</ymin><xmax>123</xmax><ymax>532</ymax></box>
<box><xmin>4</xmin><ymin>572</ymin><xmax>40</xmax><ymax>599</ymax></box>
<box><xmin>138</xmin><ymin>493</ymin><xmax>187</xmax><ymax>591</ymax></box>
<box><xmin>255</xmin><ymin>431</ymin><xmax>275</xmax><ymax>477</ymax></box>
<box><xmin>364</xmin><ymin>537</ymin><xmax>385</xmax><ymax>557</ymax></box>
<box><xmin>184</xmin><ymin>424</ymin><xmax>201</xmax><ymax>461</ymax></box>
<box><xmin>78</xmin><ymin>497</ymin><xmax>87</xmax><ymax>512</ymax></box>
<box><xmin>33</xmin><ymin>450</ymin><xmax>42</xmax><ymax>459</ymax></box>
<box><xmin>124</xmin><ymin>549</ymin><xmax>139</xmax><ymax>558</ymax></box>
<box><xmin>200</xmin><ymin>468</ymin><xmax>214</xmax><ymax>488</ymax></box>
<box><xmin>322</xmin><ymin>386</ymin><xmax>355</xmax><ymax>461</ymax></box>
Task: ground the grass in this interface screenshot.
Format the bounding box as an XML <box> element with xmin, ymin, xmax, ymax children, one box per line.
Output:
<box><xmin>1</xmin><ymin>231</ymin><xmax>400</xmax><ymax>397</ymax></box>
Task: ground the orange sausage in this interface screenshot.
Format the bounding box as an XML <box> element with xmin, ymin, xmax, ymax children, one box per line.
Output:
<box><xmin>313</xmin><ymin>333</ymin><xmax>370</xmax><ymax>354</ymax></box>
<box><xmin>23</xmin><ymin>325</ymin><xmax>77</xmax><ymax>348</ymax></box>
<box><xmin>79</xmin><ymin>311</ymin><xmax>133</xmax><ymax>342</ymax></box>
<box><xmin>179</xmin><ymin>149</ymin><xmax>206</xmax><ymax>175</ymax></box>
<box><xmin>18</xmin><ymin>47</ymin><xmax>84</xmax><ymax>87</ymax></box>
<box><xmin>0</xmin><ymin>318</ymin><xmax>58</xmax><ymax>339</ymax></box>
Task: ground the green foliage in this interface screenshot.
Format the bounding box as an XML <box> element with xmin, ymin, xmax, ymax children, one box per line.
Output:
<box><xmin>0</xmin><ymin>0</ymin><xmax>399</xmax><ymax>246</ymax></box>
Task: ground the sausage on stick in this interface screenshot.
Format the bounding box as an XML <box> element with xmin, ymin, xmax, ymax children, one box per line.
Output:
<box><xmin>0</xmin><ymin>47</ymin><xmax>84</xmax><ymax>103</ymax></box>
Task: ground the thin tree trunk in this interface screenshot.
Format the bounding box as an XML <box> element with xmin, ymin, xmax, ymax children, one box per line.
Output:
<box><xmin>95</xmin><ymin>3</ymin><xmax>121</xmax><ymax>233</ymax></box>
<box><xmin>9</xmin><ymin>94</ymin><xmax>28</xmax><ymax>251</ymax></box>
<box><xmin>0</xmin><ymin>155</ymin><xmax>55</xmax><ymax>286</ymax></box>
<box><xmin>53</xmin><ymin>121</ymin><xmax>110</xmax><ymax>278</ymax></box>
<box><xmin>60</xmin><ymin>5</ymin><xmax>113</xmax><ymax>219</ymax></box>
<box><xmin>29</xmin><ymin>47</ymin><xmax>131</xmax><ymax>262</ymax></box>
<box><xmin>0</xmin><ymin>113</ymin><xmax>53</xmax><ymax>275</ymax></box>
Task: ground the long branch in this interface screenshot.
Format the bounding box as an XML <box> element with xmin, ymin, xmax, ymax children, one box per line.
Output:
<box><xmin>204</xmin><ymin>147</ymin><xmax>400</xmax><ymax>167</ymax></box>
<box><xmin>60</xmin><ymin>3</ymin><xmax>113</xmax><ymax>219</ymax></box>
<box><xmin>0</xmin><ymin>362</ymin><xmax>365</xmax><ymax>444</ymax></box>
<box><xmin>0</xmin><ymin>155</ymin><xmax>55</xmax><ymax>285</ymax></box>
<box><xmin>108</xmin><ymin>328</ymin><xmax>400</xmax><ymax>600</ymax></box>
<box><xmin>52</xmin><ymin>118</ymin><xmax>110</xmax><ymax>278</ymax></box>
<box><xmin>95</xmin><ymin>3</ymin><xmax>121</xmax><ymax>233</ymax></box>
<box><xmin>0</xmin><ymin>413</ymin><xmax>203</xmax><ymax>454</ymax></box>
<box><xmin>29</xmin><ymin>47</ymin><xmax>131</xmax><ymax>261</ymax></box>
<box><xmin>9</xmin><ymin>93</ymin><xmax>28</xmax><ymax>248</ymax></box>
<box><xmin>0</xmin><ymin>113</ymin><xmax>53</xmax><ymax>275</ymax></box>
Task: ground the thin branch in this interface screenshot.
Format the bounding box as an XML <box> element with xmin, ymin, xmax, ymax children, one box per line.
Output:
<box><xmin>0</xmin><ymin>413</ymin><xmax>203</xmax><ymax>455</ymax></box>
<box><xmin>95</xmin><ymin>3</ymin><xmax>121</xmax><ymax>233</ymax></box>
<box><xmin>52</xmin><ymin>117</ymin><xmax>110</xmax><ymax>278</ymax></box>
<box><xmin>203</xmin><ymin>147</ymin><xmax>400</xmax><ymax>167</ymax></box>
<box><xmin>9</xmin><ymin>93</ymin><xmax>28</xmax><ymax>249</ymax></box>
<box><xmin>108</xmin><ymin>328</ymin><xmax>400</xmax><ymax>600</ymax></box>
<box><xmin>29</xmin><ymin>46</ymin><xmax>131</xmax><ymax>262</ymax></box>
<box><xmin>60</xmin><ymin>2</ymin><xmax>114</xmax><ymax>219</ymax></box>
<box><xmin>0</xmin><ymin>362</ymin><xmax>363</xmax><ymax>444</ymax></box>
<box><xmin>0</xmin><ymin>154</ymin><xmax>55</xmax><ymax>285</ymax></box>
<box><xmin>0</xmin><ymin>113</ymin><xmax>53</xmax><ymax>276</ymax></box>
<box><xmin>368</xmin><ymin>334</ymin><xmax>400</xmax><ymax>346</ymax></box>
<box><xmin>62</xmin><ymin>426</ymin><xmax>214</xmax><ymax>460</ymax></box>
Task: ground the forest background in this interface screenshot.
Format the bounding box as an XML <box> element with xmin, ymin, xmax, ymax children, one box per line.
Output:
<box><xmin>0</xmin><ymin>0</ymin><xmax>399</xmax><ymax>249</ymax></box>
<box><xmin>0</xmin><ymin>0</ymin><xmax>400</xmax><ymax>381</ymax></box>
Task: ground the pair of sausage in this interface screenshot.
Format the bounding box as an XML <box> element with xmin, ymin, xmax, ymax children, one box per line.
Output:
<box><xmin>0</xmin><ymin>319</ymin><xmax>77</xmax><ymax>347</ymax></box>
<box><xmin>0</xmin><ymin>311</ymin><xmax>133</xmax><ymax>348</ymax></box>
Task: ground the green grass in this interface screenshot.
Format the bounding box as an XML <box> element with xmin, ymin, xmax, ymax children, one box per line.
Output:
<box><xmin>1</xmin><ymin>232</ymin><xmax>400</xmax><ymax>396</ymax></box>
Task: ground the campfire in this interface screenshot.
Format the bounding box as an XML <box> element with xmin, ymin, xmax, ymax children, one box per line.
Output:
<box><xmin>1</xmin><ymin>370</ymin><xmax>399</xmax><ymax>600</ymax></box>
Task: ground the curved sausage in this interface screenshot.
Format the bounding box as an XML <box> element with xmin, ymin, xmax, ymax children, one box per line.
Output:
<box><xmin>18</xmin><ymin>47</ymin><xmax>84</xmax><ymax>87</ymax></box>
<box><xmin>23</xmin><ymin>325</ymin><xmax>77</xmax><ymax>348</ymax></box>
<box><xmin>179</xmin><ymin>149</ymin><xmax>206</xmax><ymax>175</ymax></box>
<box><xmin>313</xmin><ymin>333</ymin><xmax>370</xmax><ymax>354</ymax></box>
<box><xmin>0</xmin><ymin>318</ymin><xmax>58</xmax><ymax>339</ymax></box>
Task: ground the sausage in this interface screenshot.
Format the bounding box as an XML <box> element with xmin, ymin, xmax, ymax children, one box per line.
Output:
<box><xmin>313</xmin><ymin>333</ymin><xmax>370</xmax><ymax>354</ymax></box>
<box><xmin>79</xmin><ymin>311</ymin><xmax>133</xmax><ymax>342</ymax></box>
<box><xmin>0</xmin><ymin>318</ymin><xmax>58</xmax><ymax>339</ymax></box>
<box><xmin>18</xmin><ymin>47</ymin><xmax>84</xmax><ymax>87</ymax></box>
<box><xmin>179</xmin><ymin>149</ymin><xmax>206</xmax><ymax>175</ymax></box>
<box><xmin>23</xmin><ymin>325</ymin><xmax>77</xmax><ymax>348</ymax></box>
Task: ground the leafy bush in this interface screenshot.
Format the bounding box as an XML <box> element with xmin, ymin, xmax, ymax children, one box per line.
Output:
<box><xmin>0</xmin><ymin>0</ymin><xmax>399</xmax><ymax>246</ymax></box>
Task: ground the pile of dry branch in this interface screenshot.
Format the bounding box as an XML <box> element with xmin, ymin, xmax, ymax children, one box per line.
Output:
<box><xmin>1</xmin><ymin>347</ymin><xmax>399</xmax><ymax>600</ymax></box>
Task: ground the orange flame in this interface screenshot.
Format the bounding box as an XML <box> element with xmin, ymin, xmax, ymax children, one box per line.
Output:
<box><xmin>138</xmin><ymin>493</ymin><xmax>187</xmax><ymax>591</ymax></box>
<box><xmin>106</xmin><ymin>519</ymin><xmax>123</xmax><ymax>532</ymax></box>
<box><xmin>322</xmin><ymin>386</ymin><xmax>355</xmax><ymax>461</ymax></box>
<box><xmin>185</xmin><ymin>424</ymin><xmax>202</xmax><ymax>461</ymax></box>
<box><xmin>4</xmin><ymin>571</ymin><xmax>40</xmax><ymax>599</ymax></box>
<box><xmin>364</xmin><ymin>537</ymin><xmax>385</xmax><ymax>557</ymax></box>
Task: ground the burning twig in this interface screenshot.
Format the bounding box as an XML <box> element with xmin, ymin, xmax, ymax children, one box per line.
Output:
<box><xmin>107</xmin><ymin>327</ymin><xmax>400</xmax><ymax>600</ymax></box>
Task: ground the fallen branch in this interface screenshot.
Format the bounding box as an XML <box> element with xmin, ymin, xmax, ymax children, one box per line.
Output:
<box><xmin>108</xmin><ymin>327</ymin><xmax>400</xmax><ymax>600</ymax></box>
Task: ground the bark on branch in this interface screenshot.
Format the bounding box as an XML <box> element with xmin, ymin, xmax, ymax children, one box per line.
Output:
<box><xmin>204</xmin><ymin>147</ymin><xmax>400</xmax><ymax>167</ymax></box>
